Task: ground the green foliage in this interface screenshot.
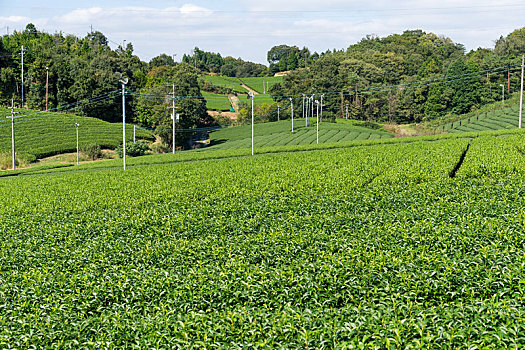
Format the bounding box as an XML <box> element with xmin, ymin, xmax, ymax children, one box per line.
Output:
<box><xmin>270</xmin><ymin>28</ymin><xmax>525</xmax><ymax>123</ymax></box>
<box><xmin>115</xmin><ymin>140</ymin><xmax>150</xmax><ymax>158</ymax></box>
<box><xmin>267</xmin><ymin>45</ymin><xmax>312</xmax><ymax>73</ymax></box>
<box><xmin>135</xmin><ymin>63</ymin><xmax>213</xmax><ymax>148</ymax></box>
<box><xmin>3</xmin><ymin>132</ymin><xmax>525</xmax><ymax>347</ymax></box>
<box><xmin>80</xmin><ymin>143</ymin><xmax>102</xmax><ymax>160</ymax></box>
<box><xmin>0</xmin><ymin>109</ymin><xmax>153</xmax><ymax>159</ymax></box>
<box><xmin>201</xmin><ymin>92</ymin><xmax>232</xmax><ymax>111</ymax></box>
<box><xmin>182</xmin><ymin>48</ymin><xmax>267</xmax><ymax>77</ymax></box>
<box><xmin>0</xmin><ymin>25</ymin><xmax>146</xmax><ymax>121</ymax></box>
<box><xmin>0</xmin><ymin>152</ymin><xmax>35</xmax><ymax>169</ymax></box>
<box><xmin>208</xmin><ymin>119</ymin><xmax>392</xmax><ymax>149</ymax></box>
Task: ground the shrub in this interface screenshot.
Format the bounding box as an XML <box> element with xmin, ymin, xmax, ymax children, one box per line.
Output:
<box><xmin>80</xmin><ymin>144</ymin><xmax>102</xmax><ymax>161</ymax></box>
<box><xmin>322</xmin><ymin>111</ymin><xmax>336</xmax><ymax>123</ymax></box>
<box><xmin>0</xmin><ymin>152</ymin><xmax>36</xmax><ymax>170</ymax></box>
<box><xmin>151</xmin><ymin>141</ymin><xmax>170</xmax><ymax>154</ymax></box>
<box><xmin>115</xmin><ymin>141</ymin><xmax>150</xmax><ymax>158</ymax></box>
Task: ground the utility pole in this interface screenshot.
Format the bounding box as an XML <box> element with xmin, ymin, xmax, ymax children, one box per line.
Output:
<box><xmin>290</xmin><ymin>98</ymin><xmax>294</xmax><ymax>133</ymax></box>
<box><xmin>172</xmin><ymin>83</ymin><xmax>176</xmax><ymax>154</ymax></box>
<box><xmin>500</xmin><ymin>84</ymin><xmax>505</xmax><ymax>105</ymax></box>
<box><xmin>249</xmin><ymin>92</ymin><xmax>254</xmax><ymax>155</ymax></box>
<box><xmin>320</xmin><ymin>94</ymin><xmax>324</xmax><ymax>122</ymax></box>
<box><xmin>302</xmin><ymin>94</ymin><xmax>305</xmax><ymax>123</ymax></box>
<box><xmin>21</xmin><ymin>46</ymin><xmax>24</xmax><ymax>108</ymax></box>
<box><xmin>306</xmin><ymin>96</ymin><xmax>309</xmax><ymax>127</ymax></box>
<box><xmin>45</xmin><ymin>66</ymin><xmax>49</xmax><ymax>111</ymax></box>
<box><xmin>75</xmin><ymin>123</ymin><xmax>79</xmax><ymax>165</ymax></box>
<box><xmin>508</xmin><ymin>65</ymin><xmax>510</xmax><ymax>94</ymax></box>
<box><xmin>277</xmin><ymin>105</ymin><xmax>280</xmax><ymax>121</ymax></box>
<box><xmin>133</xmin><ymin>125</ymin><xmax>136</xmax><ymax>143</ymax></box>
<box><xmin>171</xmin><ymin>113</ymin><xmax>179</xmax><ymax>153</ymax></box>
<box><xmin>315</xmin><ymin>100</ymin><xmax>319</xmax><ymax>144</ymax></box>
<box><xmin>519</xmin><ymin>55</ymin><xmax>524</xmax><ymax>129</ymax></box>
<box><xmin>119</xmin><ymin>76</ymin><xmax>128</xmax><ymax>170</ymax></box>
<box><xmin>304</xmin><ymin>52</ymin><xmax>307</xmax><ymax>69</ymax></box>
<box><xmin>263</xmin><ymin>80</ymin><xmax>265</xmax><ymax>94</ymax></box>
<box><xmin>311</xmin><ymin>94</ymin><xmax>315</xmax><ymax>125</ymax></box>
<box><xmin>8</xmin><ymin>99</ymin><xmax>17</xmax><ymax>170</ymax></box>
<box><xmin>346</xmin><ymin>103</ymin><xmax>349</xmax><ymax>119</ymax></box>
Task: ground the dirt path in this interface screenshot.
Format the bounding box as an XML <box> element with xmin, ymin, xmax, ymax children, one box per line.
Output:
<box><xmin>207</xmin><ymin>110</ymin><xmax>238</xmax><ymax>121</ymax></box>
<box><xmin>228</xmin><ymin>95</ymin><xmax>240</xmax><ymax>111</ymax></box>
<box><xmin>239</xmin><ymin>82</ymin><xmax>259</xmax><ymax>95</ymax></box>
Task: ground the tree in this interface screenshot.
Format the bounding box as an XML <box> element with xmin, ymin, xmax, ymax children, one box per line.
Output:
<box><xmin>150</xmin><ymin>54</ymin><xmax>176</xmax><ymax>68</ymax></box>
<box><xmin>446</xmin><ymin>59</ymin><xmax>481</xmax><ymax>114</ymax></box>
<box><xmin>136</xmin><ymin>63</ymin><xmax>213</xmax><ymax>149</ymax></box>
<box><xmin>494</xmin><ymin>27</ymin><xmax>525</xmax><ymax>56</ymax></box>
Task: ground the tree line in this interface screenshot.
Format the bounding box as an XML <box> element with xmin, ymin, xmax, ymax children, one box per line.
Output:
<box><xmin>269</xmin><ymin>29</ymin><xmax>525</xmax><ymax>123</ymax></box>
<box><xmin>1</xmin><ymin>24</ymin><xmax>523</xmax><ymax>141</ymax></box>
<box><xmin>0</xmin><ymin>24</ymin><xmax>212</xmax><ymax>148</ymax></box>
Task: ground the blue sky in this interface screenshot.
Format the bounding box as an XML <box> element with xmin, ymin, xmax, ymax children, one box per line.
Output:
<box><xmin>1</xmin><ymin>0</ymin><xmax>524</xmax><ymax>64</ymax></box>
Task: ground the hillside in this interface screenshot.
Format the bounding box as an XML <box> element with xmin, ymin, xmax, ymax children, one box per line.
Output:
<box><xmin>2</xmin><ymin>128</ymin><xmax>525</xmax><ymax>346</ymax></box>
<box><xmin>208</xmin><ymin>119</ymin><xmax>393</xmax><ymax>149</ymax></box>
<box><xmin>0</xmin><ymin>109</ymin><xmax>154</xmax><ymax>160</ymax></box>
<box><xmin>431</xmin><ymin>93</ymin><xmax>523</xmax><ymax>133</ymax></box>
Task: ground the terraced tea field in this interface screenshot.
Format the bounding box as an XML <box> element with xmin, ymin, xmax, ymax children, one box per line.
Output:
<box><xmin>2</xmin><ymin>129</ymin><xmax>525</xmax><ymax>347</ymax></box>
<box><xmin>239</xmin><ymin>76</ymin><xmax>283</xmax><ymax>94</ymax></box>
<box><xmin>209</xmin><ymin>119</ymin><xmax>393</xmax><ymax>149</ymax></box>
<box><xmin>0</xmin><ymin>110</ymin><xmax>153</xmax><ymax>159</ymax></box>
<box><xmin>201</xmin><ymin>91</ymin><xmax>232</xmax><ymax>111</ymax></box>
<box><xmin>440</xmin><ymin>104</ymin><xmax>521</xmax><ymax>133</ymax></box>
<box><xmin>199</xmin><ymin>75</ymin><xmax>247</xmax><ymax>94</ymax></box>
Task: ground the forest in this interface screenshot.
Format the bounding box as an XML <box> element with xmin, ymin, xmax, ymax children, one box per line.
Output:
<box><xmin>269</xmin><ymin>29</ymin><xmax>525</xmax><ymax>123</ymax></box>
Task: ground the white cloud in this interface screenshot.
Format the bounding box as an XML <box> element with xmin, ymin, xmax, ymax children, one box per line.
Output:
<box><xmin>2</xmin><ymin>1</ymin><xmax>523</xmax><ymax>63</ymax></box>
<box><xmin>179</xmin><ymin>4</ymin><xmax>213</xmax><ymax>16</ymax></box>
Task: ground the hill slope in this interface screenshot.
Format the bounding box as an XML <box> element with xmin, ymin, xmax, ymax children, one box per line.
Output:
<box><xmin>0</xmin><ymin>109</ymin><xmax>154</xmax><ymax>159</ymax></box>
<box><xmin>208</xmin><ymin>119</ymin><xmax>393</xmax><ymax>149</ymax></box>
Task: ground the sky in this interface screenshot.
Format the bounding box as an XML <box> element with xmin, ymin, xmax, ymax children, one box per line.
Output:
<box><xmin>0</xmin><ymin>0</ymin><xmax>524</xmax><ymax>64</ymax></box>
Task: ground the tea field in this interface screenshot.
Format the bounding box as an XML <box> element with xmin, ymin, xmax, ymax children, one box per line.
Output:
<box><xmin>199</xmin><ymin>75</ymin><xmax>247</xmax><ymax>94</ymax></box>
<box><xmin>239</xmin><ymin>76</ymin><xmax>283</xmax><ymax>94</ymax></box>
<box><xmin>0</xmin><ymin>110</ymin><xmax>153</xmax><ymax>159</ymax></box>
<box><xmin>1</xmin><ymin>130</ymin><xmax>525</xmax><ymax>347</ymax></box>
<box><xmin>201</xmin><ymin>92</ymin><xmax>233</xmax><ymax>111</ymax></box>
<box><xmin>209</xmin><ymin>119</ymin><xmax>393</xmax><ymax>149</ymax></box>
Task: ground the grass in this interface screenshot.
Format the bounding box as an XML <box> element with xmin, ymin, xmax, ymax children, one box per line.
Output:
<box><xmin>0</xmin><ymin>109</ymin><xmax>154</xmax><ymax>159</ymax></box>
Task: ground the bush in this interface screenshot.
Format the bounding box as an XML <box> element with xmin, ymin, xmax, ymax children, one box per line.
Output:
<box><xmin>115</xmin><ymin>141</ymin><xmax>150</xmax><ymax>158</ymax></box>
<box><xmin>80</xmin><ymin>144</ymin><xmax>102</xmax><ymax>161</ymax></box>
<box><xmin>322</xmin><ymin>111</ymin><xmax>336</xmax><ymax>123</ymax></box>
<box><xmin>151</xmin><ymin>142</ymin><xmax>170</xmax><ymax>154</ymax></box>
<box><xmin>0</xmin><ymin>152</ymin><xmax>36</xmax><ymax>170</ymax></box>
